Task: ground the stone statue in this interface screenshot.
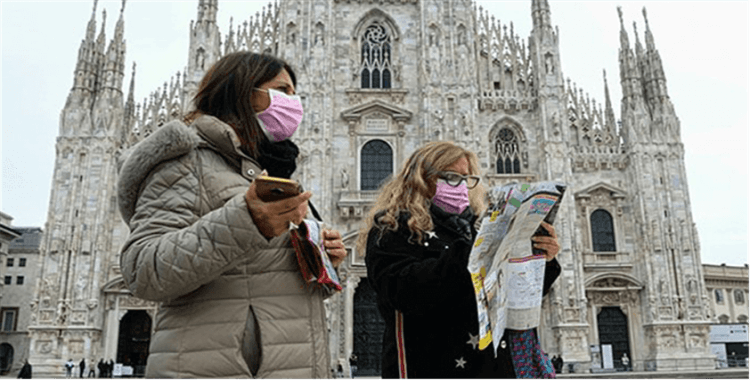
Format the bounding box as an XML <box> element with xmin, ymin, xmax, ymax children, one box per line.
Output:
<box><xmin>341</xmin><ymin>168</ymin><xmax>349</xmax><ymax>189</ymax></box>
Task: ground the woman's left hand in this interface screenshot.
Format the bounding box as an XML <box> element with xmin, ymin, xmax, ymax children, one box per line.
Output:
<box><xmin>532</xmin><ymin>221</ymin><xmax>560</xmax><ymax>261</ymax></box>
<box><xmin>323</xmin><ymin>229</ymin><xmax>348</xmax><ymax>268</ymax></box>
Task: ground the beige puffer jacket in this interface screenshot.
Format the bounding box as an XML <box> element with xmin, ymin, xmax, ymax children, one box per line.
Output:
<box><xmin>117</xmin><ymin>115</ymin><xmax>331</xmax><ymax>378</ymax></box>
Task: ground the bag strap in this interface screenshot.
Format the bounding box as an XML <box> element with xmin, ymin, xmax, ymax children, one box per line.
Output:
<box><xmin>396</xmin><ymin>310</ymin><xmax>408</xmax><ymax>378</ymax></box>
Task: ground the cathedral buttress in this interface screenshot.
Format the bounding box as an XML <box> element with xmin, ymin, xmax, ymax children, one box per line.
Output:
<box><xmin>29</xmin><ymin>1</ymin><xmax>133</xmax><ymax>375</ymax></box>
<box><xmin>615</xmin><ymin>7</ymin><xmax>711</xmax><ymax>370</ymax></box>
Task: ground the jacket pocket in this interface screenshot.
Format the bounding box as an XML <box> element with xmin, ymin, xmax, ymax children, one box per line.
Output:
<box><xmin>242</xmin><ymin>306</ymin><xmax>262</xmax><ymax>377</ymax></box>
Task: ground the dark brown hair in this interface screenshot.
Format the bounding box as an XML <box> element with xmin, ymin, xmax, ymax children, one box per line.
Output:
<box><xmin>185</xmin><ymin>52</ymin><xmax>297</xmax><ymax>158</ymax></box>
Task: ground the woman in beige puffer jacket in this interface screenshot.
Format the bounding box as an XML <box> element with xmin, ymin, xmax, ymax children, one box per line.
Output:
<box><xmin>116</xmin><ymin>52</ymin><xmax>346</xmax><ymax>378</ymax></box>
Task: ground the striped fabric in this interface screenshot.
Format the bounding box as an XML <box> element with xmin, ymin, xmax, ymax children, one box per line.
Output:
<box><xmin>396</xmin><ymin>310</ymin><xmax>408</xmax><ymax>378</ymax></box>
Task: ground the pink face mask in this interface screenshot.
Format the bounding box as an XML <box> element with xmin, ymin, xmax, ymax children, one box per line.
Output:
<box><xmin>255</xmin><ymin>88</ymin><xmax>304</xmax><ymax>142</ymax></box>
<box><xmin>432</xmin><ymin>179</ymin><xmax>470</xmax><ymax>214</ymax></box>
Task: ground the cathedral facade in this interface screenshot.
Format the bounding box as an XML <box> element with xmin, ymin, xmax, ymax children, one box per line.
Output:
<box><xmin>27</xmin><ymin>0</ymin><xmax>715</xmax><ymax>376</ymax></box>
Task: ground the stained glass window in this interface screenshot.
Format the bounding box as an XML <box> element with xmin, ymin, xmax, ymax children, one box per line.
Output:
<box><xmin>495</xmin><ymin>128</ymin><xmax>521</xmax><ymax>174</ymax></box>
<box><xmin>361</xmin><ymin>22</ymin><xmax>392</xmax><ymax>89</ymax></box>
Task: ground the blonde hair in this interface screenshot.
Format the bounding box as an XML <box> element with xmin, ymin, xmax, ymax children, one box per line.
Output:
<box><xmin>356</xmin><ymin>141</ymin><xmax>486</xmax><ymax>253</ymax></box>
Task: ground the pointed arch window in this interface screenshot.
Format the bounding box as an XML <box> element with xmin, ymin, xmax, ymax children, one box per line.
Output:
<box><xmin>361</xmin><ymin>21</ymin><xmax>392</xmax><ymax>89</ymax></box>
<box><xmin>361</xmin><ymin>140</ymin><xmax>393</xmax><ymax>190</ymax></box>
<box><xmin>495</xmin><ymin>128</ymin><xmax>521</xmax><ymax>174</ymax></box>
<box><xmin>591</xmin><ymin>209</ymin><xmax>616</xmax><ymax>252</ymax></box>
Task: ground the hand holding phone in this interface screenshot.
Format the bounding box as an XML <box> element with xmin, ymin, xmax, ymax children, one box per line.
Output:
<box><xmin>254</xmin><ymin>176</ymin><xmax>303</xmax><ymax>202</ymax></box>
<box><xmin>532</xmin><ymin>221</ymin><xmax>560</xmax><ymax>261</ymax></box>
<box><xmin>245</xmin><ymin>175</ymin><xmax>311</xmax><ymax>239</ymax></box>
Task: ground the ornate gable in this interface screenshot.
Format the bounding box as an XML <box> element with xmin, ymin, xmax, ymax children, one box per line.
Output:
<box><xmin>341</xmin><ymin>99</ymin><xmax>412</xmax><ymax>136</ymax></box>
<box><xmin>575</xmin><ymin>182</ymin><xmax>627</xmax><ymax>201</ymax></box>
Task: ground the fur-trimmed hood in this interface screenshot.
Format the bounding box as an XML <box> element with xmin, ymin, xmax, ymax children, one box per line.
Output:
<box><xmin>117</xmin><ymin>120</ymin><xmax>202</xmax><ymax>224</ymax></box>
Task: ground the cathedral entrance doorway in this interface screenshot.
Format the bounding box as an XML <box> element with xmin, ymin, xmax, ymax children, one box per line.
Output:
<box><xmin>0</xmin><ymin>343</ymin><xmax>13</xmax><ymax>375</ymax></box>
<box><xmin>116</xmin><ymin>310</ymin><xmax>151</xmax><ymax>377</ymax></box>
<box><xmin>597</xmin><ymin>306</ymin><xmax>630</xmax><ymax>370</ymax></box>
<box><xmin>353</xmin><ymin>279</ymin><xmax>385</xmax><ymax>377</ymax></box>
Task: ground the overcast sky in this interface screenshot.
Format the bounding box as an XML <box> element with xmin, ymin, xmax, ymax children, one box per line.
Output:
<box><xmin>1</xmin><ymin>1</ymin><xmax>747</xmax><ymax>266</ymax></box>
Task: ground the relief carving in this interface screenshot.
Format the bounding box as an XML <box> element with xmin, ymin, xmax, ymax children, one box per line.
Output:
<box><xmin>564</xmin><ymin>308</ymin><xmax>579</xmax><ymax>322</ymax></box>
<box><xmin>70</xmin><ymin>310</ymin><xmax>86</xmax><ymax>325</ymax></box>
<box><xmin>37</xmin><ymin>340</ymin><xmax>54</xmax><ymax>355</ymax></box>
<box><xmin>40</xmin><ymin>310</ymin><xmax>55</xmax><ymax>324</ymax></box>
<box><xmin>119</xmin><ymin>296</ymin><xmax>153</xmax><ymax>308</ymax></box>
<box><xmin>69</xmin><ymin>340</ymin><xmax>84</xmax><ymax>355</ymax></box>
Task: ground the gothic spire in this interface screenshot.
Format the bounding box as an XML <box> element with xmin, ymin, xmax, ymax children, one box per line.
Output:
<box><xmin>114</xmin><ymin>0</ymin><xmax>126</xmax><ymax>43</ymax></box>
<box><xmin>86</xmin><ymin>0</ymin><xmax>98</xmax><ymax>41</ymax></box>
<box><xmin>197</xmin><ymin>0</ymin><xmax>218</xmax><ymax>25</ymax></box>
<box><xmin>531</xmin><ymin>0</ymin><xmax>553</xmax><ymax>33</ymax></box>
<box><xmin>97</xmin><ymin>9</ymin><xmax>107</xmax><ymax>49</ymax></box>
<box><xmin>123</xmin><ymin>62</ymin><xmax>136</xmax><ymax>138</ymax></box>
<box><xmin>617</xmin><ymin>7</ymin><xmax>629</xmax><ymax>51</ymax></box>
<box><xmin>105</xmin><ymin>0</ymin><xmax>127</xmax><ymax>92</ymax></box>
<box><xmin>617</xmin><ymin>6</ymin><xmax>648</xmax><ymax>144</ymax></box>
<box><xmin>617</xmin><ymin>6</ymin><xmax>633</xmax><ymax>94</ymax></box>
<box><xmin>643</xmin><ymin>7</ymin><xmax>655</xmax><ymax>52</ymax></box>
<box><xmin>603</xmin><ymin>70</ymin><xmax>616</xmax><ymax>133</ymax></box>
<box><xmin>642</xmin><ymin>7</ymin><xmax>667</xmax><ymax>100</ymax></box>
<box><xmin>633</xmin><ymin>21</ymin><xmax>643</xmax><ymax>65</ymax></box>
<box><xmin>67</xmin><ymin>0</ymin><xmax>100</xmax><ymax>108</ymax></box>
<box><xmin>187</xmin><ymin>0</ymin><xmax>221</xmax><ymax>100</ymax></box>
<box><xmin>127</xmin><ymin>63</ymin><xmax>135</xmax><ymax>108</ymax></box>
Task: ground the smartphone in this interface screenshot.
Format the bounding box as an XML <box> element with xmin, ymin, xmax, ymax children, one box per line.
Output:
<box><xmin>254</xmin><ymin>176</ymin><xmax>302</xmax><ymax>202</ymax></box>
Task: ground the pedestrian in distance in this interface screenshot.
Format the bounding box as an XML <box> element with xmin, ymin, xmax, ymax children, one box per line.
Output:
<box><xmin>550</xmin><ymin>355</ymin><xmax>558</xmax><ymax>373</ymax></box>
<box><xmin>87</xmin><ymin>359</ymin><xmax>96</xmax><ymax>377</ymax></box>
<box><xmin>362</xmin><ymin>141</ymin><xmax>562</xmax><ymax>378</ymax></box>
<box><xmin>64</xmin><ymin>359</ymin><xmax>74</xmax><ymax>378</ymax></box>
<box><xmin>117</xmin><ymin>51</ymin><xmax>347</xmax><ymax>378</ymax></box>
<box><xmin>552</xmin><ymin>355</ymin><xmax>564</xmax><ymax>373</ymax></box>
<box><xmin>17</xmin><ymin>359</ymin><xmax>32</xmax><ymax>379</ymax></box>
<box><xmin>349</xmin><ymin>354</ymin><xmax>358</xmax><ymax>377</ymax></box>
<box><xmin>621</xmin><ymin>352</ymin><xmax>630</xmax><ymax>371</ymax></box>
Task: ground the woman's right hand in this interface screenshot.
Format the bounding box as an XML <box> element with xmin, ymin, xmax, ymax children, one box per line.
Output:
<box><xmin>245</xmin><ymin>180</ymin><xmax>312</xmax><ymax>239</ymax></box>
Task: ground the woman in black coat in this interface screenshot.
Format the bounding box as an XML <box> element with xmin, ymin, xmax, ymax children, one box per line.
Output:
<box><xmin>17</xmin><ymin>360</ymin><xmax>32</xmax><ymax>379</ymax></box>
<box><xmin>360</xmin><ymin>141</ymin><xmax>560</xmax><ymax>378</ymax></box>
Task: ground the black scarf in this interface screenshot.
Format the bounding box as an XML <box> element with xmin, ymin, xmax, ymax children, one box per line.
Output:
<box><xmin>430</xmin><ymin>203</ymin><xmax>476</xmax><ymax>242</ymax></box>
<box><xmin>256</xmin><ymin>139</ymin><xmax>299</xmax><ymax>179</ymax></box>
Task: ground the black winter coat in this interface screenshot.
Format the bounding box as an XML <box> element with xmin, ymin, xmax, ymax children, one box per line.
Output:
<box><xmin>366</xmin><ymin>205</ymin><xmax>560</xmax><ymax>378</ymax></box>
<box><xmin>17</xmin><ymin>363</ymin><xmax>32</xmax><ymax>379</ymax></box>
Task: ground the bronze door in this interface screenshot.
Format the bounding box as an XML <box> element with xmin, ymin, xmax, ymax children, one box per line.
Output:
<box><xmin>597</xmin><ymin>306</ymin><xmax>631</xmax><ymax>370</ymax></box>
<box><xmin>353</xmin><ymin>279</ymin><xmax>385</xmax><ymax>376</ymax></box>
<box><xmin>116</xmin><ymin>310</ymin><xmax>151</xmax><ymax>377</ymax></box>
